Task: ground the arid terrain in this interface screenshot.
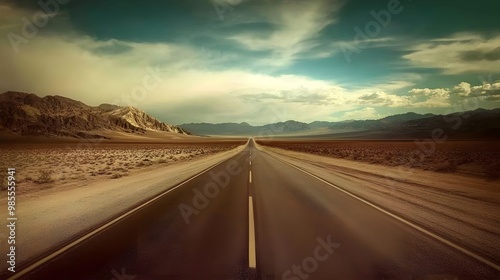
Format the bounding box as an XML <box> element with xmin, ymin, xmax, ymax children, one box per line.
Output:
<box><xmin>0</xmin><ymin>140</ymin><xmax>248</xmax><ymax>272</ymax></box>
<box><xmin>254</xmin><ymin>141</ymin><xmax>500</xmax><ymax>270</ymax></box>
<box><xmin>257</xmin><ymin>140</ymin><xmax>500</xmax><ymax>180</ymax></box>
<box><xmin>0</xmin><ymin>141</ymin><xmax>245</xmax><ymax>195</ymax></box>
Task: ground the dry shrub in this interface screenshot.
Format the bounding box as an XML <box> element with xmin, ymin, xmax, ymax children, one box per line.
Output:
<box><xmin>485</xmin><ymin>162</ymin><xmax>500</xmax><ymax>180</ymax></box>
<box><xmin>432</xmin><ymin>161</ymin><xmax>458</xmax><ymax>173</ymax></box>
<box><xmin>35</xmin><ymin>170</ymin><xmax>54</xmax><ymax>184</ymax></box>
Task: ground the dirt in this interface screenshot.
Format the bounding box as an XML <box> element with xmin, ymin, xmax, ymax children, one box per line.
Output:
<box><xmin>257</xmin><ymin>140</ymin><xmax>500</xmax><ymax>179</ymax></box>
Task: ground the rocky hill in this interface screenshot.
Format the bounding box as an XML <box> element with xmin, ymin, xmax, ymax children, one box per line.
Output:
<box><xmin>0</xmin><ymin>91</ymin><xmax>190</xmax><ymax>139</ymax></box>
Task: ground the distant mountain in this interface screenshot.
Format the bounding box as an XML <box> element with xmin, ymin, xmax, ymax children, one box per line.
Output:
<box><xmin>403</xmin><ymin>108</ymin><xmax>500</xmax><ymax>133</ymax></box>
<box><xmin>180</xmin><ymin>109</ymin><xmax>500</xmax><ymax>139</ymax></box>
<box><xmin>0</xmin><ymin>91</ymin><xmax>190</xmax><ymax>139</ymax></box>
<box><xmin>380</xmin><ymin>112</ymin><xmax>435</xmax><ymax>123</ymax></box>
<box><xmin>261</xmin><ymin>120</ymin><xmax>310</xmax><ymax>134</ymax></box>
<box><xmin>180</xmin><ymin>120</ymin><xmax>310</xmax><ymax>136</ymax></box>
<box><xmin>179</xmin><ymin>122</ymin><xmax>254</xmax><ymax>136</ymax></box>
<box><xmin>181</xmin><ymin>112</ymin><xmax>436</xmax><ymax>135</ymax></box>
<box><xmin>308</xmin><ymin>112</ymin><xmax>436</xmax><ymax>131</ymax></box>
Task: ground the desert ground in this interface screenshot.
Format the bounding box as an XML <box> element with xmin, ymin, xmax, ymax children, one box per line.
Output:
<box><xmin>0</xmin><ymin>140</ymin><xmax>245</xmax><ymax>195</ymax></box>
<box><xmin>257</xmin><ymin>139</ymin><xmax>500</xmax><ymax>179</ymax></box>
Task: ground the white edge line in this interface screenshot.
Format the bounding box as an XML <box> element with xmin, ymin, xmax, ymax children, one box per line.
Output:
<box><xmin>8</xmin><ymin>152</ymin><xmax>245</xmax><ymax>280</ymax></box>
<box><xmin>248</xmin><ymin>196</ymin><xmax>257</xmax><ymax>268</ymax></box>
<box><xmin>269</xmin><ymin>152</ymin><xmax>500</xmax><ymax>272</ymax></box>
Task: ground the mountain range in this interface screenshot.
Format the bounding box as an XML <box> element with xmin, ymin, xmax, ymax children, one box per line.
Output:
<box><xmin>1</xmin><ymin>91</ymin><xmax>499</xmax><ymax>140</ymax></box>
<box><xmin>0</xmin><ymin>91</ymin><xmax>189</xmax><ymax>139</ymax></box>
<box><xmin>180</xmin><ymin>110</ymin><xmax>500</xmax><ymax>139</ymax></box>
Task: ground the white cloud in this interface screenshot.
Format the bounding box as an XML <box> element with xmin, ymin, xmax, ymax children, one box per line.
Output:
<box><xmin>448</xmin><ymin>81</ymin><xmax>500</xmax><ymax>97</ymax></box>
<box><xmin>1</xmin><ymin>2</ymin><xmax>498</xmax><ymax>124</ymax></box>
<box><xmin>228</xmin><ymin>0</ymin><xmax>344</xmax><ymax>67</ymax></box>
<box><xmin>451</xmin><ymin>82</ymin><xmax>471</xmax><ymax>96</ymax></box>
<box><xmin>355</xmin><ymin>91</ymin><xmax>411</xmax><ymax>107</ymax></box>
<box><xmin>409</xmin><ymin>88</ymin><xmax>450</xmax><ymax>97</ymax></box>
<box><xmin>407</xmin><ymin>87</ymin><xmax>450</xmax><ymax>107</ymax></box>
<box><xmin>408</xmin><ymin>81</ymin><xmax>500</xmax><ymax>107</ymax></box>
<box><xmin>342</xmin><ymin>107</ymin><xmax>380</xmax><ymax>120</ymax></box>
<box><xmin>403</xmin><ymin>33</ymin><xmax>500</xmax><ymax>74</ymax></box>
<box><xmin>0</xmin><ymin>32</ymin><xmax>354</xmax><ymax>124</ymax></box>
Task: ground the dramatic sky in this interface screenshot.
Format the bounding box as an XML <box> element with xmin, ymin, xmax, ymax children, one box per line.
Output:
<box><xmin>1</xmin><ymin>0</ymin><xmax>499</xmax><ymax>125</ymax></box>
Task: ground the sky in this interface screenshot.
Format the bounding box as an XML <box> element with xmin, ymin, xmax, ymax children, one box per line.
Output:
<box><xmin>0</xmin><ymin>0</ymin><xmax>499</xmax><ymax>125</ymax></box>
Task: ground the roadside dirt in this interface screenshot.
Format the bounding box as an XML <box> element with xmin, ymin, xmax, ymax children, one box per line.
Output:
<box><xmin>0</xmin><ymin>142</ymin><xmax>246</xmax><ymax>271</ymax></box>
<box><xmin>257</xmin><ymin>142</ymin><xmax>500</xmax><ymax>267</ymax></box>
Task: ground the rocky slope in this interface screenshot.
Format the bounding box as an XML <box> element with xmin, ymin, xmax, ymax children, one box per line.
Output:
<box><xmin>0</xmin><ymin>91</ymin><xmax>190</xmax><ymax>139</ymax></box>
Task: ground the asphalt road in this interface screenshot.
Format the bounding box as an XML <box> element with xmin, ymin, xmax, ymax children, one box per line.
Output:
<box><xmin>9</xmin><ymin>140</ymin><xmax>499</xmax><ymax>280</ymax></box>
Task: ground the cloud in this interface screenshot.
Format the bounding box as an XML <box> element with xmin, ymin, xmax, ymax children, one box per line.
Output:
<box><xmin>407</xmin><ymin>86</ymin><xmax>450</xmax><ymax>107</ymax></box>
<box><xmin>483</xmin><ymin>95</ymin><xmax>500</xmax><ymax>101</ymax></box>
<box><xmin>408</xmin><ymin>81</ymin><xmax>500</xmax><ymax>106</ymax></box>
<box><xmin>227</xmin><ymin>0</ymin><xmax>344</xmax><ymax>67</ymax></box>
<box><xmin>409</xmin><ymin>88</ymin><xmax>449</xmax><ymax>98</ymax></box>
<box><xmin>460</xmin><ymin>47</ymin><xmax>500</xmax><ymax>62</ymax></box>
<box><xmin>237</xmin><ymin>82</ymin><xmax>345</xmax><ymax>106</ymax></box>
<box><xmin>342</xmin><ymin>107</ymin><xmax>380</xmax><ymax>120</ymax></box>
<box><xmin>356</xmin><ymin>91</ymin><xmax>411</xmax><ymax>107</ymax></box>
<box><xmin>451</xmin><ymin>82</ymin><xmax>471</xmax><ymax>96</ymax></box>
<box><xmin>403</xmin><ymin>33</ymin><xmax>500</xmax><ymax>74</ymax></box>
<box><xmin>212</xmin><ymin>0</ymin><xmax>246</xmax><ymax>6</ymax></box>
<box><xmin>0</xmin><ymin>30</ymin><xmax>351</xmax><ymax>124</ymax></box>
<box><xmin>0</xmin><ymin>4</ymin><xmax>25</xmax><ymax>29</ymax></box>
<box><xmin>409</xmin><ymin>90</ymin><xmax>450</xmax><ymax>108</ymax></box>
<box><xmin>450</xmin><ymin>82</ymin><xmax>500</xmax><ymax>97</ymax></box>
<box><xmin>1</xmin><ymin>3</ymin><xmax>499</xmax><ymax>124</ymax></box>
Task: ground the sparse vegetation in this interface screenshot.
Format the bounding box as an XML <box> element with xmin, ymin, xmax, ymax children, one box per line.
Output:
<box><xmin>258</xmin><ymin>140</ymin><xmax>500</xmax><ymax>179</ymax></box>
<box><xmin>486</xmin><ymin>162</ymin><xmax>500</xmax><ymax>180</ymax></box>
<box><xmin>0</xmin><ymin>142</ymin><xmax>242</xmax><ymax>193</ymax></box>
<box><xmin>35</xmin><ymin>170</ymin><xmax>54</xmax><ymax>184</ymax></box>
<box><xmin>110</xmin><ymin>172</ymin><xmax>128</xmax><ymax>179</ymax></box>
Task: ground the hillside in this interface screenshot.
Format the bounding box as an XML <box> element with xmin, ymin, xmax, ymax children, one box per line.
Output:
<box><xmin>0</xmin><ymin>91</ymin><xmax>190</xmax><ymax>139</ymax></box>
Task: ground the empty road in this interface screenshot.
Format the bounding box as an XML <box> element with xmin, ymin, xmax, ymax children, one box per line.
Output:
<box><xmin>7</xmin><ymin>140</ymin><xmax>499</xmax><ymax>280</ymax></box>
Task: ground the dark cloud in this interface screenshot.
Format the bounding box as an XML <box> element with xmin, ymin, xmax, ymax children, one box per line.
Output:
<box><xmin>460</xmin><ymin>47</ymin><xmax>500</xmax><ymax>62</ymax></box>
<box><xmin>484</xmin><ymin>95</ymin><xmax>500</xmax><ymax>101</ymax></box>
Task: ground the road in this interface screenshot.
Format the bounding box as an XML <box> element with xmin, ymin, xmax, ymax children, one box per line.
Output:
<box><xmin>7</xmin><ymin>140</ymin><xmax>499</xmax><ymax>280</ymax></box>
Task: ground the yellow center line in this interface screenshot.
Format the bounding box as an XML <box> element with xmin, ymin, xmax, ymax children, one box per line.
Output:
<box><xmin>248</xmin><ymin>196</ymin><xmax>256</xmax><ymax>268</ymax></box>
